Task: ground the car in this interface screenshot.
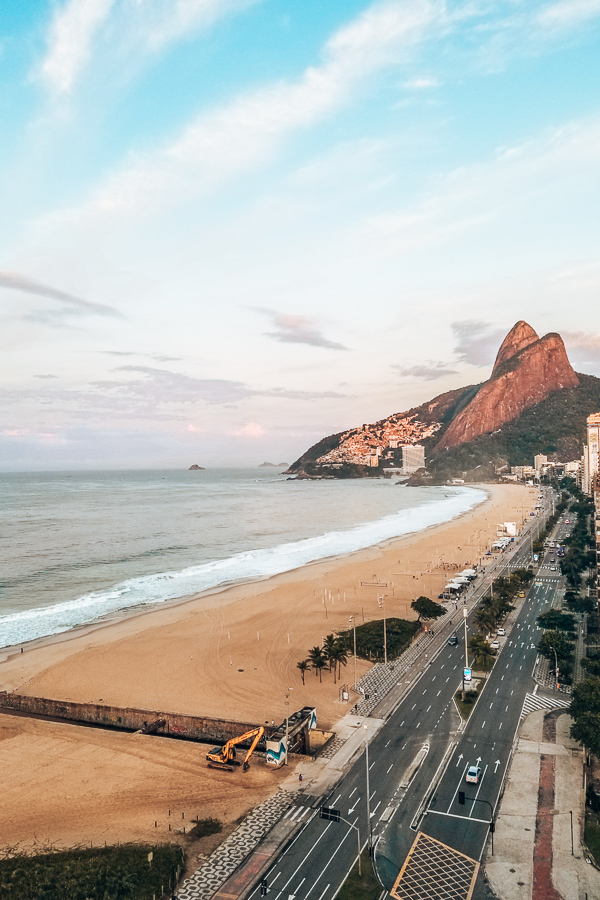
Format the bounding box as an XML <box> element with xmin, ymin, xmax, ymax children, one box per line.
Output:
<box><xmin>448</xmin><ymin>635</ymin><xmax>458</xmax><ymax>646</ymax></box>
<box><xmin>491</xmin><ymin>639</ymin><xmax>500</xmax><ymax>650</ymax></box>
<box><xmin>497</xmin><ymin>628</ymin><xmax>505</xmax><ymax>636</ymax></box>
<box><xmin>565</xmin><ymin>519</ymin><xmax>570</xmax><ymax>524</ymax></box>
<box><xmin>466</xmin><ymin>765</ymin><xmax>482</xmax><ymax>784</ymax></box>
<box><xmin>550</xmin><ymin>566</ymin><xmax>557</xmax><ymax>571</ymax></box>
<box><xmin>519</xmin><ymin>591</ymin><xmax>525</xmax><ymax>597</ymax></box>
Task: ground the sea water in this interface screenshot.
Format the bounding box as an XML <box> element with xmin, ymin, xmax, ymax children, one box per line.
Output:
<box><xmin>0</xmin><ymin>469</ymin><xmax>486</xmax><ymax>649</ymax></box>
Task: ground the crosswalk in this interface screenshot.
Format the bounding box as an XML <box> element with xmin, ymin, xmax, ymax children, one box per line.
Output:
<box><xmin>520</xmin><ymin>691</ymin><xmax>570</xmax><ymax>721</ymax></box>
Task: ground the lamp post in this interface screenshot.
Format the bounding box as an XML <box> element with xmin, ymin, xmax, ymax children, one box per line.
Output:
<box><xmin>378</xmin><ymin>595</ymin><xmax>387</xmax><ymax>665</ymax></box>
<box><xmin>284</xmin><ymin>688</ymin><xmax>292</xmax><ymax>765</ymax></box>
<box><xmin>349</xmin><ymin>616</ymin><xmax>357</xmax><ymax>688</ymax></box>
<box><xmin>462</xmin><ymin>607</ymin><xmax>469</xmax><ymax>700</ymax></box>
<box><xmin>364</xmin><ymin>724</ymin><xmax>372</xmax><ymax>851</ymax></box>
<box><xmin>552</xmin><ymin>648</ymin><xmax>560</xmax><ymax>690</ymax></box>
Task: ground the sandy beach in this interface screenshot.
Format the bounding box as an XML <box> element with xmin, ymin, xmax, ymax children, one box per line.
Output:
<box><xmin>0</xmin><ymin>482</ymin><xmax>536</xmax><ymax>851</ymax></box>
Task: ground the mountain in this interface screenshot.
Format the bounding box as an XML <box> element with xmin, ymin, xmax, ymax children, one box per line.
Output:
<box><xmin>287</xmin><ymin>321</ymin><xmax>600</xmax><ymax>481</ymax></box>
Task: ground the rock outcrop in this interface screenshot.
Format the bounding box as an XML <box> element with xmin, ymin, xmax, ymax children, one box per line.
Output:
<box><xmin>438</xmin><ymin>328</ymin><xmax>579</xmax><ymax>450</ymax></box>
<box><xmin>491</xmin><ymin>320</ymin><xmax>539</xmax><ymax>376</ymax></box>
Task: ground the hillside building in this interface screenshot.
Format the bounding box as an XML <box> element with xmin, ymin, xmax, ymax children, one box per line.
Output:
<box><xmin>400</xmin><ymin>444</ymin><xmax>425</xmax><ymax>474</ymax></box>
<box><xmin>534</xmin><ymin>454</ymin><xmax>548</xmax><ymax>471</ymax></box>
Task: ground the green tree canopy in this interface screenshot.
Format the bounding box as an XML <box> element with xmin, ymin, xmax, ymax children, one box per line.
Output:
<box><xmin>411</xmin><ymin>596</ymin><xmax>445</xmax><ymax>621</ymax></box>
<box><xmin>536</xmin><ymin>610</ymin><xmax>576</xmax><ymax>633</ymax></box>
<box><xmin>537</xmin><ymin>629</ymin><xmax>574</xmax><ymax>664</ymax></box>
<box><xmin>570</xmin><ymin>675</ymin><xmax>600</xmax><ymax>759</ymax></box>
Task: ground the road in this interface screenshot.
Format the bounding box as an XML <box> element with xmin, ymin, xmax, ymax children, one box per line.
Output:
<box><xmin>249</xmin><ymin>489</ymin><xmax>568</xmax><ymax>900</ymax></box>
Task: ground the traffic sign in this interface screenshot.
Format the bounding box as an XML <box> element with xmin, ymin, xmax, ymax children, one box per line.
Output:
<box><xmin>320</xmin><ymin>806</ymin><xmax>341</xmax><ymax>822</ymax></box>
<box><xmin>464</xmin><ymin>667</ymin><xmax>472</xmax><ymax>682</ymax></box>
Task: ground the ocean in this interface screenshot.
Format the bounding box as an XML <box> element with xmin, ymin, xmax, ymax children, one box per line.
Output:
<box><xmin>0</xmin><ymin>469</ymin><xmax>486</xmax><ymax>650</ymax></box>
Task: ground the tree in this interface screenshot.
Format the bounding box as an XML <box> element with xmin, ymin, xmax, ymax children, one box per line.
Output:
<box><xmin>411</xmin><ymin>596</ymin><xmax>445</xmax><ymax>622</ymax></box>
<box><xmin>468</xmin><ymin>634</ymin><xmax>496</xmax><ymax>668</ymax></box>
<box><xmin>474</xmin><ymin>606</ymin><xmax>496</xmax><ymax>635</ymax></box>
<box><xmin>323</xmin><ymin>633</ymin><xmax>337</xmax><ymax>671</ymax></box>
<box><xmin>328</xmin><ymin>642</ymin><xmax>349</xmax><ymax>683</ymax></box>
<box><xmin>537</xmin><ymin>629</ymin><xmax>573</xmax><ymax>664</ymax></box>
<box><xmin>308</xmin><ymin>646</ymin><xmax>325</xmax><ymax>677</ymax></box>
<box><xmin>536</xmin><ymin>610</ymin><xmax>576</xmax><ymax>633</ymax></box>
<box><xmin>569</xmin><ymin>675</ymin><xmax>600</xmax><ymax>758</ymax></box>
<box><xmin>297</xmin><ymin>659</ymin><xmax>309</xmax><ymax>685</ymax></box>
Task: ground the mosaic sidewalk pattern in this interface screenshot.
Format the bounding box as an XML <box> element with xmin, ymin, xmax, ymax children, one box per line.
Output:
<box><xmin>176</xmin><ymin>790</ymin><xmax>295</xmax><ymax>900</ymax></box>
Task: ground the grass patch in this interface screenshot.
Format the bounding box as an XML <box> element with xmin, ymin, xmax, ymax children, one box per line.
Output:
<box><xmin>0</xmin><ymin>843</ymin><xmax>185</xmax><ymax>900</ymax></box>
<box><xmin>338</xmin><ymin>851</ymin><xmax>381</xmax><ymax>900</ymax></box>
<box><xmin>191</xmin><ymin>818</ymin><xmax>222</xmax><ymax>839</ymax></box>
<box><xmin>454</xmin><ymin>681</ymin><xmax>485</xmax><ymax>721</ymax></box>
<box><xmin>585</xmin><ymin>809</ymin><xmax>600</xmax><ymax>866</ymax></box>
<box><xmin>340</xmin><ymin>618</ymin><xmax>421</xmax><ymax>662</ymax></box>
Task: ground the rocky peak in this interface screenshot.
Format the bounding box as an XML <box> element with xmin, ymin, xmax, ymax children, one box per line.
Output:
<box><xmin>438</xmin><ymin>325</ymin><xmax>579</xmax><ymax>451</ymax></box>
<box><xmin>491</xmin><ymin>320</ymin><xmax>539</xmax><ymax>376</ymax></box>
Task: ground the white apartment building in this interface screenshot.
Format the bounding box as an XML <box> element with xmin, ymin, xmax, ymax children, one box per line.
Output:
<box><xmin>534</xmin><ymin>454</ymin><xmax>548</xmax><ymax>471</ymax></box>
<box><xmin>400</xmin><ymin>444</ymin><xmax>425</xmax><ymax>474</ymax></box>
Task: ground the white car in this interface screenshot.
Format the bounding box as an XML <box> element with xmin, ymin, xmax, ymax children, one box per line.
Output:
<box><xmin>491</xmin><ymin>639</ymin><xmax>500</xmax><ymax>650</ymax></box>
<box><xmin>497</xmin><ymin>628</ymin><xmax>505</xmax><ymax>636</ymax></box>
<box><xmin>466</xmin><ymin>765</ymin><xmax>482</xmax><ymax>784</ymax></box>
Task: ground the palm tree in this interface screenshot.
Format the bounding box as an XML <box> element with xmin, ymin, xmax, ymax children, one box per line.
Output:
<box><xmin>308</xmin><ymin>646</ymin><xmax>325</xmax><ymax>678</ymax></box>
<box><xmin>323</xmin><ymin>633</ymin><xmax>337</xmax><ymax>671</ymax></box>
<box><xmin>331</xmin><ymin>641</ymin><xmax>349</xmax><ymax>681</ymax></box>
<box><xmin>297</xmin><ymin>659</ymin><xmax>309</xmax><ymax>685</ymax></box>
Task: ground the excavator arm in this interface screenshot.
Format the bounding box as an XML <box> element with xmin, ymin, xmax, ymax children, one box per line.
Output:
<box><xmin>206</xmin><ymin>726</ymin><xmax>265</xmax><ymax>771</ymax></box>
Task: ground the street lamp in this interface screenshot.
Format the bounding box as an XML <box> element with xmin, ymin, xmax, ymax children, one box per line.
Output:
<box><xmin>552</xmin><ymin>647</ymin><xmax>560</xmax><ymax>690</ymax></box>
<box><xmin>378</xmin><ymin>595</ymin><xmax>387</xmax><ymax>665</ymax></box>
<box><xmin>461</xmin><ymin>607</ymin><xmax>469</xmax><ymax>700</ymax></box>
<box><xmin>284</xmin><ymin>688</ymin><xmax>293</xmax><ymax>765</ymax></box>
<box><xmin>363</xmin><ymin>724</ymin><xmax>372</xmax><ymax>851</ymax></box>
<box><xmin>349</xmin><ymin>616</ymin><xmax>357</xmax><ymax>688</ymax></box>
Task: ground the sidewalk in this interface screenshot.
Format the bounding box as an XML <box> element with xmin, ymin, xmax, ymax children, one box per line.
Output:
<box><xmin>484</xmin><ymin>706</ymin><xmax>600</xmax><ymax>900</ymax></box>
<box><xmin>177</xmin><ymin>525</ymin><xmax>544</xmax><ymax>899</ymax></box>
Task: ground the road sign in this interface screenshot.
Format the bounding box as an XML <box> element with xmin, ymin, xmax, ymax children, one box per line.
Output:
<box><xmin>320</xmin><ymin>806</ymin><xmax>341</xmax><ymax>822</ymax></box>
<box><xmin>464</xmin><ymin>667</ymin><xmax>472</xmax><ymax>682</ymax></box>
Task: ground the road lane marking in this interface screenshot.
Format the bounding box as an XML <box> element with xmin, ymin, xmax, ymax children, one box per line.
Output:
<box><xmin>349</xmin><ymin>788</ymin><xmax>357</xmax><ymax>798</ymax></box>
<box><xmin>469</xmin><ymin>764</ymin><xmax>488</xmax><ymax>817</ymax></box>
<box><xmin>482</xmin><ymin>720</ymin><xmax>486</xmax><ymax>728</ymax></box>
<box><xmin>387</xmin><ymin>763</ymin><xmax>394</xmax><ymax>773</ymax></box>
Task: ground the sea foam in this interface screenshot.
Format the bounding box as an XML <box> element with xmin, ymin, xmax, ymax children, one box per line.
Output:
<box><xmin>0</xmin><ymin>486</ymin><xmax>486</xmax><ymax>649</ymax></box>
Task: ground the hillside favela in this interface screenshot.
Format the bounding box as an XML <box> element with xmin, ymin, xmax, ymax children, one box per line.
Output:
<box><xmin>2</xmin><ymin>5</ymin><xmax>600</xmax><ymax>900</ymax></box>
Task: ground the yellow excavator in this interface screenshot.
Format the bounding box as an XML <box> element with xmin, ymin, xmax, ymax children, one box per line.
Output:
<box><xmin>206</xmin><ymin>725</ymin><xmax>265</xmax><ymax>771</ymax></box>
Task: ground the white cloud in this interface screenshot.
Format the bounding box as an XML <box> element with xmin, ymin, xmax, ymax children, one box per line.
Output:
<box><xmin>38</xmin><ymin>0</ymin><xmax>442</xmax><ymax>225</ymax></box>
<box><xmin>230</xmin><ymin>422</ymin><xmax>266</xmax><ymax>437</ymax></box>
<box><xmin>402</xmin><ymin>76</ymin><xmax>439</xmax><ymax>89</ymax></box>
<box><xmin>39</xmin><ymin>0</ymin><xmax>262</xmax><ymax>94</ymax></box>
<box><xmin>537</xmin><ymin>0</ymin><xmax>600</xmax><ymax>30</ymax></box>
<box><xmin>41</xmin><ymin>0</ymin><xmax>116</xmax><ymax>93</ymax></box>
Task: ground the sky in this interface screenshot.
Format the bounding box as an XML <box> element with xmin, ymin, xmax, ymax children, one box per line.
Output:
<box><xmin>1</xmin><ymin>0</ymin><xmax>600</xmax><ymax>470</ymax></box>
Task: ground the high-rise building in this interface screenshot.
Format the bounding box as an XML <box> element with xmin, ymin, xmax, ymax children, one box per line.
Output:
<box><xmin>534</xmin><ymin>454</ymin><xmax>548</xmax><ymax>471</ymax></box>
<box><xmin>400</xmin><ymin>444</ymin><xmax>425</xmax><ymax>474</ymax></box>
<box><xmin>582</xmin><ymin>413</ymin><xmax>600</xmax><ymax>495</ymax></box>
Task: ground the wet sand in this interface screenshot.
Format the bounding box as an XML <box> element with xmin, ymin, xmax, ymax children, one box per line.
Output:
<box><xmin>0</xmin><ymin>481</ymin><xmax>536</xmax><ymax>850</ymax></box>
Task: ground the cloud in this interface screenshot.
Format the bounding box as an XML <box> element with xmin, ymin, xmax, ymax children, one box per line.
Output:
<box><xmin>94</xmin><ymin>365</ymin><xmax>347</xmax><ymax>405</ymax></box>
<box><xmin>452</xmin><ymin>320</ymin><xmax>507</xmax><ymax>367</ymax></box>
<box><xmin>253</xmin><ymin>307</ymin><xmax>348</xmax><ymax>350</ymax></box>
<box><xmin>562</xmin><ymin>331</ymin><xmax>600</xmax><ymax>373</ymax></box>
<box><xmin>537</xmin><ymin>0</ymin><xmax>600</xmax><ymax>30</ymax></box>
<box><xmin>101</xmin><ymin>351</ymin><xmax>182</xmax><ymax>361</ymax></box>
<box><xmin>41</xmin><ymin>0</ymin><xmax>441</xmax><ymax>225</ymax></box>
<box><xmin>229</xmin><ymin>422</ymin><xmax>266</xmax><ymax>437</ymax></box>
<box><xmin>38</xmin><ymin>0</ymin><xmax>261</xmax><ymax>94</ymax></box>
<box><xmin>393</xmin><ymin>361</ymin><xmax>458</xmax><ymax>380</ymax></box>
<box><xmin>402</xmin><ymin>76</ymin><xmax>439</xmax><ymax>89</ymax></box>
<box><xmin>41</xmin><ymin>0</ymin><xmax>116</xmax><ymax>93</ymax></box>
<box><xmin>0</xmin><ymin>271</ymin><xmax>119</xmax><ymax>317</ymax></box>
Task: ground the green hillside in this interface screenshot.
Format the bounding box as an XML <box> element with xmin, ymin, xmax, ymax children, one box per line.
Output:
<box><xmin>427</xmin><ymin>373</ymin><xmax>600</xmax><ymax>482</ymax></box>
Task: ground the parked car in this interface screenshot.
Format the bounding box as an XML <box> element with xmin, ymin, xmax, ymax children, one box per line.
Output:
<box><xmin>491</xmin><ymin>639</ymin><xmax>500</xmax><ymax>650</ymax></box>
<box><xmin>497</xmin><ymin>628</ymin><xmax>505</xmax><ymax>636</ymax></box>
<box><xmin>519</xmin><ymin>591</ymin><xmax>525</xmax><ymax>597</ymax></box>
<box><xmin>466</xmin><ymin>765</ymin><xmax>482</xmax><ymax>784</ymax></box>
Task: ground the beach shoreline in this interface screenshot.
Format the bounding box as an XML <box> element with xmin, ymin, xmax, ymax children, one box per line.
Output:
<box><xmin>0</xmin><ymin>480</ymin><xmax>538</xmax><ymax>852</ymax></box>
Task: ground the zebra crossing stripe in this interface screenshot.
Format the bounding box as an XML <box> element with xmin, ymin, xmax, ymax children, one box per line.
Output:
<box><xmin>520</xmin><ymin>692</ymin><xmax>570</xmax><ymax>721</ymax></box>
